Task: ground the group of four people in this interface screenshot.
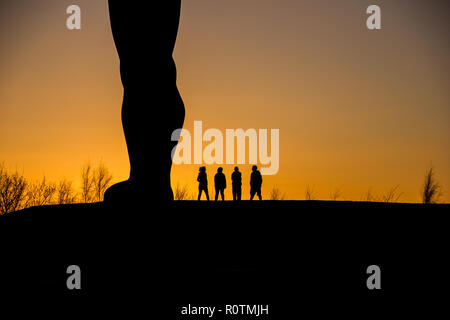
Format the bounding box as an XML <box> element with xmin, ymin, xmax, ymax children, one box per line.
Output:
<box><xmin>197</xmin><ymin>165</ymin><xmax>263</xmax><ymax>201</ymax></box>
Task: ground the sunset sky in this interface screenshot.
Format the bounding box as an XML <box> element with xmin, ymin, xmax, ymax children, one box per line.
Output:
<box><xmin>1</xmin><ymin>0</ymin><xmax>449</xmax><ymax>202</ymax></box>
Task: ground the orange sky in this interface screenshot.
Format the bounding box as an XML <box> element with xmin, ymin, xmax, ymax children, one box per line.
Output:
<box><xmin>1</xmin><ymin>0</ymin><xmax>449</xmax><ymax>202</ymax></box>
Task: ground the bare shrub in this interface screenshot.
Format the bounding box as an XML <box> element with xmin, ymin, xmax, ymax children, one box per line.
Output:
<box><xmin>381</xmin><ymin>185</ymin><xmax>403</xmax><ymax>203</ymax></box>
<box><xmin>0</xmin><ymin>164</ymin><xmax>27</xmax><ymax>214</ymax></box>
<box><xmin>25</xmin><ymin>177</ymin><xmax>56</xmax><ymax>207</ymax></box>
<box><xmin>81</xmin><ymin>162</ymin><xmax>94</xmax><ymax>203</ymax></box>
<box><xmin>57</xmin><ymin>179</ymin><xmax>78</xmax><ymax>204</ymax></box>
<box><xmin>362</xmin><ymin>188</ymin><xmax>377</xmax><ymax>202</ymax></box>
<box><xmin>305</xmin><ymin>185</ymin><xmax>316</xmax><ymax>200</ymax></box>
<box><xmin>174</xmin><ymin>183</ymin><xmax>191</xmax><ymax>200</ymax></box>
<box><xmin>92</xmin><ymin>163</ymin><xmax>113</xmax><ymax>202</ymax></box>
<box><xmin>422</xmin><ymin>167</ymin><xmax>442</xmax><ymax>204</ymax></box>
<box><xmin>269</xmin><ymin>187</ymin><xmax>285</xmax><ymax>200</ymax></box>
<box><xmin>330</xmin><ymin>188</ymin><xmax>342</xmax><ymax>200</ymax></box>
<box><xmin>80</xmin><ymin>162</ymin><xmax>112</xmax><ymax>202</ymax></box>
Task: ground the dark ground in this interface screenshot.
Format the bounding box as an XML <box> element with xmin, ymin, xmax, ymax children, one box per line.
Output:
<box><xmin>1</xmin><ymin>200</ymin><xmax>449</xmax><ymax>316</ymax></box>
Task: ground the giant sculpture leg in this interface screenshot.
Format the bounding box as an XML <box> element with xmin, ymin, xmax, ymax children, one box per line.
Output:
<box><xmin>105</xmin><ymin>1</ymin><xmax>185</xmax><ymax>203</ymax></box>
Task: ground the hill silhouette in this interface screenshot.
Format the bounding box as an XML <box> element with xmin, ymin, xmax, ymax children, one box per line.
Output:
<box><xmin>1</xmin><ymin>200</ymin><xmax>449</xmax><ymax>315</ymax></box>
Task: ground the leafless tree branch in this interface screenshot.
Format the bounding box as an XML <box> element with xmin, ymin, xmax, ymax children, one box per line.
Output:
<box><xmin>25</xmin><ymin>176</ymin><xmax>56</xmax><ymax>207</ymax></box>
<box><xmin>381</xmin><ymin>185</ymin><xmax>403</xmax><ymax>203</ymax></box>
<box><xmin>422</xmin><ymin>166</ymin><xmax>442</xmax><ymax>204</ymax></box>
<box><xmin>0</xmin><ymin>164</ymin><xmax>27</xmax><ymax>214</ymax></box>
<box><xmin>92</xmin><ymin>162</ymin><xmax>113</xmax><ymax>202</ymax></box>
<box><xmin>57</xmin><ymin>179</ymin><xmax>78</xmax><ymax>204</ymax></box>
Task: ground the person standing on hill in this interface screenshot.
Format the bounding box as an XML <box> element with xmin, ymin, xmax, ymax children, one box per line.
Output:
<box><xmin>214</xmin><ymin>167</ymin><xmax>227</xmax><ymax>201</ymax></box>
<box><xmin>197</xmin><ymin>166</ymin><xmax>209</xmax><ymax>201</ymax></box>
<box><xmin>250</xmin><ymin>165</ymin><xmax>263</xmax><ymax>200</ymax></box>
<box><xmin>231</xmin><ymin>166</ymin><xmax>242</xmax><ymax>201</ymax></box>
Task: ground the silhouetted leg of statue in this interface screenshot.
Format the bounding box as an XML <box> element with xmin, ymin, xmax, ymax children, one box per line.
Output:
<box><xmin>104</xmin><ymin>1</ymin><xmax>185</xmax><ymax>205</ymax></box>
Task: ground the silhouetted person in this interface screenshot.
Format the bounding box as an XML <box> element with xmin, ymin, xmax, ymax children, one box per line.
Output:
<box><xmin>250</xmin><ymin>165</ymin><xmax>263</xmax><ymax>200</ymax></box>
<box><xmin>214</xmin><ymin>167</ymin><xmax>226</xmax><ymax>201</ymax></box>
<box><xmin>231</xmin><ymin>166</ymin><xmax>242</xmax><ymax>201</ymax></box>
<box><xmin>197</xmin><ymin>167</ymin><xmax>209</xmax><ymax>201</ymax></box>
<box><xmin>104</xmin><ymin>1</ymin><xmax>185</xmax><ymax>205</ymax></box>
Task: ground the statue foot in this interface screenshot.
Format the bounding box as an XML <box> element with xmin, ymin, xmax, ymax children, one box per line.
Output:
<box><xmin>104</xmin><ymin>179</ymin><xmax>175</xmax><ymax>207</ymax></box>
